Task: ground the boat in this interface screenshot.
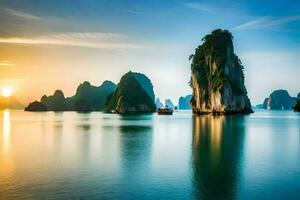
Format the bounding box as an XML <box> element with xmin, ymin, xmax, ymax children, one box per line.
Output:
<box><xmin>157</xmin><ymin>107</ymin><xmax>173</xmax><ymax>115</ymax></box>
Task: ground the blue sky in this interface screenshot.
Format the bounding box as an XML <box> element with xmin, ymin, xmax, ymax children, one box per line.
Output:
<box><xmin>0</xmin><ymin>0</ymin><xmax>299</xmax><ymax>104</ymax></box>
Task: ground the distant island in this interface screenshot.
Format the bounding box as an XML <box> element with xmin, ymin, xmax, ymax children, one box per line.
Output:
<box><xmin>104</xmin><ymin>71</ymin><xmax>156</xmax><ymax>114</ymax></box>
<box><xmin>155</xmin><ymin>98</ymin><xmax>164</xmax><ymax>109</ymax></box>
<box><xmin>25</xmin><ymin>71</ymin><xmax>157</xmax><ymax>114</ymax></box>
<box><xmin>25</xmin><ymin>80</ymin><xmax>116</xmax><ymax>112</ymax></box>
<box><xmin>255</xmin><ymin>89</ymin><xmax>298</xmax><ymax>110</ymax></box>
<box><xmin>189</xmin><ymin>29</ymin><xmax>253</xmax><ymax>115</ymax></box>
<box><xmin>178</xmin><ymin>95</ymin><xmax>192</xmax><ymax>110</ymax></box>
<box><xmin>0</xmin><ymin>95</ymin><xmax>23</xmax><ymax>110</ymax></box>
<box><xmin>165</xmin><ymin>99</ymin><xmax>175</xmax><ymax>109</ymax></box>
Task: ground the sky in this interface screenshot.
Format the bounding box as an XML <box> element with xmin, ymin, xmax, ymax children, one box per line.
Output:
<box><xmin>0</xmin><ymin>0</ymin><xmax>300</xmax><ymax>105</ymax></box>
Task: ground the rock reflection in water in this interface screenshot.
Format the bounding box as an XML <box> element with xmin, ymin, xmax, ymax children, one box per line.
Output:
<box><xmin>192</xmin><ymin>115</ymin><xmax>246</xmax><ymax>200</ymax></box>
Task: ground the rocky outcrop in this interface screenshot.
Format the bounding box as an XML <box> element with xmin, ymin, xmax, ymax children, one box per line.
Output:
<box><xmin>155</xmin><ymin>98</ymin><xmax>164</xmax><ymax>108</ymax></box>
<box><xmin>25</xmin><ymin>101</ymin><xmax>47</xmax><ymax>111</ymax></box>
<box><xmin>190</xmin><ymin>29</ymin><xmax>252</xmax><ymax>114</ymax></box>
<box><xmin>263</xmin><ymin>90</ymin><xmax>297</xmax><ymax>110</ymax></box>
<box><xmin>104</xmin><ymin>71</ymin><xmax>156</xmax><ymax>114</ymax></box>
<box><xmin>178</xmin><ymin>95</ymin><xmax>192</xmax><ymax>110</ymax></box>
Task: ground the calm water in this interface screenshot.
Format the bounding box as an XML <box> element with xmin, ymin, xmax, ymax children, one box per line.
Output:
<box><xmin>0</xmin><ymin>110</ymin><xmax>299</xmax><ymax>200</ymax></box>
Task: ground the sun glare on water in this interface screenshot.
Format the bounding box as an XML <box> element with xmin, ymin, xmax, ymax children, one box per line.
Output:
<box><xmin>1</xmin><ymin>87</ymin><xmax>13</xmax><ymax>98</ymax></box>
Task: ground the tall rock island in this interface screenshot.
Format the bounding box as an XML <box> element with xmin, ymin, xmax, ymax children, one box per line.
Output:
<box><xmin>104</xmin><ymin>71</ymin><xmax>156</xmax><ymax>114</ymax></box>
<box><xmin>190</xmin><ymin>29</ymin><xmax>252</xmax><ymax>114</ymax></box>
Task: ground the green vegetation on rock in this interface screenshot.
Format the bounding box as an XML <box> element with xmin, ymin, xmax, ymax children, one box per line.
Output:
<box><xmin>104</xmin><ymin>71</ymin><xmax>156</xmax><ymax>114</ymax></box>
<box><xmin>190</xmin><ymin>29</ymin><xmax>252</xmax><ymax>114</ymax></box>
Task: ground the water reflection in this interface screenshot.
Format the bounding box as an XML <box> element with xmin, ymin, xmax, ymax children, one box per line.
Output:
<box><xmin>119</xmin><ymin>115</ymin><xmax>154</xmax><ymax>181</ymax></box>
<box><xmin>53</xmin><ymin>112</ymin><xmax>63</xmax><ymax>157</ymax></box>
<box><xmin>2</xmin><ymin>110</ymin><xmax>11</xmax><ymax>155</ymax></box>
<box><xmin>192</xmin><ymin>115</ymin><xmax>246</xmax><ymax>200</ymax></box>
<box><xmin>76</xmin><ymin>113</ymin><xmax>92</xmax><ymax>163</ymax></box>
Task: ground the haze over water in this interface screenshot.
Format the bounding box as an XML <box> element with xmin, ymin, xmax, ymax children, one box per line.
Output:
<box><xmin>0</xmin><ymin>110</ymin><xmax>299</xmax><ymax>199</ymax></box>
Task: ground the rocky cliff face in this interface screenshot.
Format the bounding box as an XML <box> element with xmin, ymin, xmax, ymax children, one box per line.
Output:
<box><xmin>104</xmin><ymin>71</ymin><xmax>156</xmax><ymax>114</ymax></box>
<box><xmin>190</xmin><ymin>29</ymin><xmax>252</xmax><ymax>114</ymax></box>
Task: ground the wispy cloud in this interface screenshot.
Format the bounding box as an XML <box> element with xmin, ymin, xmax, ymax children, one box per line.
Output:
<box><xmin>181</xmin><ymin>2</ymin><xmax>214</xmax><ymax>13</ymax></box>
<box><xmin>113</xmin><ymin>8</ymin><xmax>145</xmax><ymax>16</ymax></box>
<box><xmin>234</xmin><ymin>15</ymin><xmax>300</xmax><ymax>31</ymax></box>
<box><xmin>0</xmin><ymin>32</ymin><xmax>143</xmax><ymax>50</ymax></box>
<box><xmin>2</xmin><ymin>8</ymin><xmax>41</xmax><ymax>20</ymax></box>
<box><xmin>0</xmin><ymin>61</ymin><xmax>15</xmax><ymax>67</ymax></box>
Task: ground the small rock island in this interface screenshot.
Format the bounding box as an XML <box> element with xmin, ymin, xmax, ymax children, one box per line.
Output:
<box><xmin>262</xmin><ymin>89</ymin><xmax>297</xmax><ymax>110</ymax></box>
<box><xmin>178</xmin><ymin>95</ymin><xmax>192</xmax><ymax>110</ymax></box>
<box><xmin>190</xmin><ymin>29</ymin><xmax>253</xmax><ymax>115</ymax></box>
<box><xmin>104</xmin><ymin>71</ymin><xmax>156</xmax><ymax>114</ymax></box>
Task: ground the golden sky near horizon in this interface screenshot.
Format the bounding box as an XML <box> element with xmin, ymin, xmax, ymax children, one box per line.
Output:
<box><xmin>1</xmin><ymin>1</ymin><xmax>300</xmax><ymax>105</ymax></box>
<box><xmin>0</xmin><ymin>41</ymin><xmax>190</xmax><ymax>104</ymax></box>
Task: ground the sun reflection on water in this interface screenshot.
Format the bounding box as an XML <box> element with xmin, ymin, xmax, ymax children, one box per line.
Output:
<box><xmin>2</xmin><ymin>109</ymin><xmax>11</xmax><ymax>155</ymax></box>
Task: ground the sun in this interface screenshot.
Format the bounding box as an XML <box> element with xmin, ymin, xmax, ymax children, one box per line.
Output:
<box><xmin>1</xmin><ymin>87</ymin><xmax>13</xmax><ymax>98</ymax></box>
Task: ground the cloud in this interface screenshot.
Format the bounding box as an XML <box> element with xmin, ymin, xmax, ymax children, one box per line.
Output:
<box><xmin>181</xmin><ymin>2</ymin><xmax>214</xmax><ymax>13</ymax></box>
<box><xmin>233</xmin><ymin>15</ymin><xmax>300</xmax><ymax>31</ymax></box>
<box><xmin>114</xmin><ymin>8</ymin><xmax>145</xmax><ymax>16</ymax></box>
<box><xmin>0</xmin><ymin>32</ymin><xmax>143</xmax><ymax>50</ymax></box>
<box><xmin>2</xmin><ymin>8</ymin><xmax>41</xmax><ymax>20</ymax></box>
<box><xmin>0</xmin><ymin>61</ymin><xmax>15</xmax><ymax>67</ymax></box>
